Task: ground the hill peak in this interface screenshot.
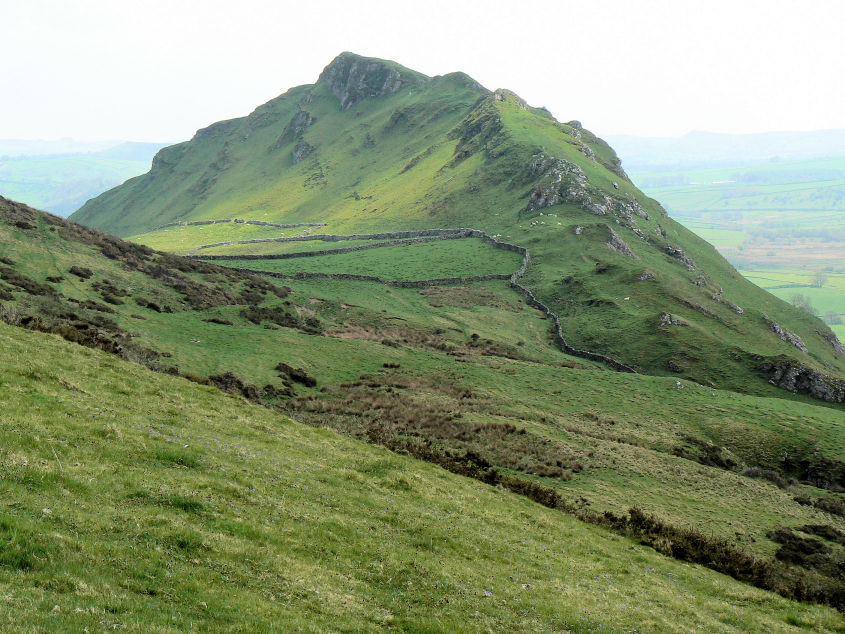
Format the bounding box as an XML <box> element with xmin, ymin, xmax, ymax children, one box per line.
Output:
<box><xmin>317</xmin><ymin>52</ymin><xmax>429</xmax><ymax>110</ymax></box>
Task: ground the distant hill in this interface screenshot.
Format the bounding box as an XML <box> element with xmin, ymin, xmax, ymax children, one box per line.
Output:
<box><xmin>0</xmin><ymin>140</ymin><xmax>167</xmax><ymax>216</ymax></box>
<box><xmin>607</xmin><ymin>130</ymin><xmax>845</xmax><ymax>170</ymax></box>
<box><xmin>0</xmin><ymin>138</ymin><xmax>119</xmax><ymax>157</ymax></box>
<box><xmin>72</xmin><ymin>52</ymin><xmax>845</xmax><ymax>398</ymax></box>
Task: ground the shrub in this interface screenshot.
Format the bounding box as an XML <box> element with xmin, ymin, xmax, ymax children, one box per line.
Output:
<box><xmin>276</xmin><ymin>363</ymin><xmax>316</xmax><ymax>387</ymax></box>
<box><xmin>69</xmin><ymin>266</ymin><xmax>93</xmax><ymax>279</ymax></box>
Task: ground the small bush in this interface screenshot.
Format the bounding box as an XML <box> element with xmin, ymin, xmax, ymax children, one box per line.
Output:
<box><xmin>741</xmin><ymin>466</ymin><xmax>791</xmax><ymax>489</ymax></box>
<box><xmin>276</xmin><ymin>362</ymin><xmax>316</xmax><ymax>387</ymax></box>
<box><xmin>69</xmin><ymin>266</ymin><xmax>93</xmax><ymax>279</ymax></box>
<box><xmin>209</xmin><ymin>371</ymin><xmax>261</xmax><ymax>402</ymax></box>
<box><xmin>814</xmin><ymin>496</ymin><xmax>845</xmax><ymax>517</ymax></box>
<box><xmin>203</xmin><ymin>317</ymin><xmax>233</xmax><ymax>326</ymax></box>
<box><xmin>0</xmin><ymin>266</ymin><xmax>55</xmax><ymax>296</ymax></box>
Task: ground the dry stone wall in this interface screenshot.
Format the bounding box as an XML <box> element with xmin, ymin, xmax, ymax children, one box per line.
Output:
<box><xmin>187</xmin><ymin>226</ymin><xmax>635</xmax><ymax>373</ymax></box>
<box><xmin>151</xmin><ymin>218</ymin><xmax>327</xmax><ymax>232</ymax></box>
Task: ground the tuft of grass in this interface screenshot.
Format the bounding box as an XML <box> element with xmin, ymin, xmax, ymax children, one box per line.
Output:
<box><xmin>0</xmin><ymin>515</ymin><xmax>54</xmax><ymax>571</ymax></box>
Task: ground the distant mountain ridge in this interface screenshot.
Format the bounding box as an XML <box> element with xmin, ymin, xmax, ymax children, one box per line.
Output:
<box><xmin>607</xmin><ymin>130</ymin><xmax>845</xmax><ymax>169</ymax></box>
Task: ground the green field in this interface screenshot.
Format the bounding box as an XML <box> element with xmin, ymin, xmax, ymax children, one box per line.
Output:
<box><xmin>3</xmin><ymin>191</ymin><xmax>845</xmax><ymax>624</ymax></box>
<box><xmin>129</xmin><ymin>222</ymin><xmax>315</xmax><ymax>254</ymax></box>
<box><xmin>198</xmin><ymin>237</ymin><xmax>380</xmax><ymax>256</ymax></box>
<box><xmin>209</xmin><ymin>238</ymin><xmax>523</xmax><ymax>280</ymax></box>
<box><xmin>631</xmin><ymin>156</ymin><xmax>845</xmax><ymax>212</ymax></box>
<box><xmin>3</xmin><ymin>202</ymin><xmax>843</xmax><ymax>572</ymax></box>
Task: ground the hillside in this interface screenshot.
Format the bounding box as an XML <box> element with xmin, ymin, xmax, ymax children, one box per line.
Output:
<box><xmin>619</xmin><ymin>154</ymin><xmax>845</xmax><ymax>344</ymax></box>
<box><xmin>3</xmin><ymin>197</ymin><xmax>845</xmax><ymax>617</ymax></box>
<box><xmin>72</xmin><ymin>52</ymin><xmax>845</xmax><ymax>401</ymax></box>
<box><xmin>5</xmin><ymin>324</ymin><xmax>845</xmax><ymax>631</ymax></box>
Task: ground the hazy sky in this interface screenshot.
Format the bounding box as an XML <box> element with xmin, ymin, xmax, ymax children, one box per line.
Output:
<box><xmin>2</xmin><ymin>0</ymin><xmax>844</xmax><ymax>143</ymax></box>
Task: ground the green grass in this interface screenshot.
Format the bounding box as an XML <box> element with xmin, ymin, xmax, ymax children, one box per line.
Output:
<box><xmin>2</xmin><ymin>321</ymin><xmax>844</xmax><ymax>632</ymax></box>
<box><xmin>129</xmin><ymin>222</ymin><xmax>312</xmax><ymax>254</ymax></box>
<box><xmin>198</xmin><ymin>237</ymin><xmax>378</xmax><ymax>256</ymax></box>
<box><xmin>3</xmin><ymin>205</ymin><xmax>843</xmax><ymax>564</ymax></box>
<box><xmin>4</xmin><ymin>199</ymin><xmax>845</xmax><ymax>622</ymax></box>
<box><xmin>208</xmin><ymin>239</ymin><xmax>522</xmax><ymax>279</ymax></box>
<box><xmin>69</xmin><ymin>54</ymin><xmax>845</xmax><ymax>396</ymax></box>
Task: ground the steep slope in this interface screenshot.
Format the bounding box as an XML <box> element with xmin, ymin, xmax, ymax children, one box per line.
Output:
<box><xmin>72</xmin><ymin>53</ymin><xmax>845</xmax><ymax>399</ymax></box>
<box><xmin>4</xmin><ymin>197</ymin><xmax>845</xmax><ymax>612</ymax></box>
<box><xmin>4</xmin><ymin>323</ymin><xmax>844</xmax><ymax>631</ymax></box>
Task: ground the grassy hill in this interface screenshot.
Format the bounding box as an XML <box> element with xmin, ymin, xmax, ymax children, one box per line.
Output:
<box><xmin>72</xmin><ymin>53</ymin><xmax>845</xmax><ymax>401</ymax></box>
<box><xmin>5</xmin><ymin>323</ymin><xmax>845</xmax><ymax>631</ymax></box>
<box><xmin>4</xmin><ymin>197</ymin><xmax>845</xmax><ymax>619</ymax></box>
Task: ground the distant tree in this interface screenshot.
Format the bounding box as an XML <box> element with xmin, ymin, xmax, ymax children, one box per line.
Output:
<box><xmin>790</xmin><ymin>293</ymin><xmax>819</xmax><ymax>315</ymax></box>
<box><xmin>811</xmin><ymin>271</ymin><xmax>828</xmax><ymax>288</ymax></box>
<box><xmin>823</xmin><ymin>310</ymin><xmax>843</xmax><ymax>325</ymax></box>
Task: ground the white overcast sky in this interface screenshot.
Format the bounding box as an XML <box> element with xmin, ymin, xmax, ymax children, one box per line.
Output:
<box><xmin>2</xmin><ymin>0</ymin><xmax>844</xmax><ymax>143</ymax></box>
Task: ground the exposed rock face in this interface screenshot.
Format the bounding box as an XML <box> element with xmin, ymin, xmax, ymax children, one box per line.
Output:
<box><xmin>617</xmin><ymin>200</ymin><xmax>650</xmax><ymax>221</ymax></box>
<box><xmin>761</xmin><ymin>362</ymin><xmax>845</xmax><ymax>403</ymax></box>
<box><xmin>767</xmin><ymin>318</ymin><xmax>808</xmax><ymax>353</ymax></box>
<box><xmin>524</xmin><ymin>154</ymin><xmax>609</xmax><ymax>215</ymax></box>
<box><xmin>292</xmin><ymin>141</ymin><xmax>314</xmax><ymax>164</ymax></box>
<box><xmin>818</xmin><ymin>328</ymin><xmax>845</xmax><ymax>354</ymax></box>
<box><xmin>664</xmin><ymin>246</ymin><xmax>696</xmax><ymax>270</ymax></box>
<box><xmin>658</xmin><ymin>312</ymin><xmax>687</xmax><ymax>327</ymax></box>
<box><xmin>318</xmin><ymin>52</ymin><xmax>419</xmax><ymax>110</ymax></box>
<box><xmin>277</xmin><ymin>108</ymin><xmax>314</xmax><ymax>147</ymax></box>
<box><xmin>523</xmin><ymin>154</ymin><xmax>652</xmax><ymax>223</ymax></box>
<box><xmin>605</xmin><ymin>227</ymin><xmax>634</xmax><ymax>256</ymax></box>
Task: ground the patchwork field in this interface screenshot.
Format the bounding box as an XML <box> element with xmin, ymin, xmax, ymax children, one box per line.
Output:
<box><xmin>628</xmin><ymin>157</ymin><xmax>845</xmax><ymax>332</ymax></box>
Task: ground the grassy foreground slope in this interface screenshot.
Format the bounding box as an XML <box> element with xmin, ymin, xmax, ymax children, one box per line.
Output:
<box><xmin>2</xmin><ymin>322</ymin><xmax>844</xmax><ymax>632</ymax></box>
<box><xmin>4</xmin><ymin>198</ymin><xmax>845</xmax><ymax>610</ymax></box>
<box><xmin>73</xmin><ymin>53</ymin><xmax>845</xmax><ymax>399</ymax></box>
